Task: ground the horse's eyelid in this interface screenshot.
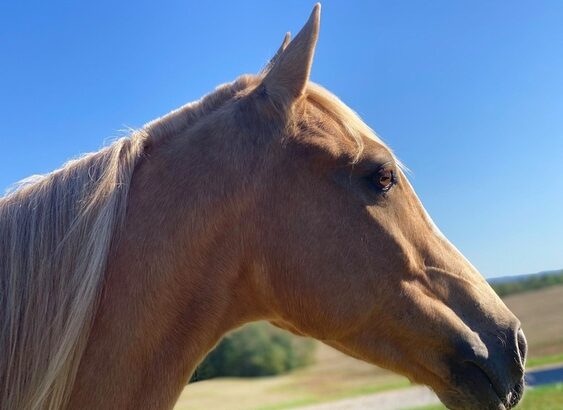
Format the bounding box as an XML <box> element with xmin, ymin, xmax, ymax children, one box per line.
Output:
<box><xmin>378</xmin><ymin>161</ymin><xmax>395</xmax><ymax>170</ymax></box>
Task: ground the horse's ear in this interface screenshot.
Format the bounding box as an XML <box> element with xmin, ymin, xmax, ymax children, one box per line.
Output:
<box><xmin>261</xmin><ymin>3</ymin><xmax>320</xmax><ymax>105</ymax></box>
<box><xmin>261</xmin><ymin>32</ymin><xmax>291</xmax><ymax>75</ymax></box>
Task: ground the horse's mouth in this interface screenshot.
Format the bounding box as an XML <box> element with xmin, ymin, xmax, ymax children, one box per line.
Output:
<box><xmin>436</xmin><ymin>361</ymin><xmax>525</xmax><ymax>410</ymax></box>
<box><xmin>467</xmin><ymin>361</ymin><xmax>525</xmax><ymax>410</ymax></box>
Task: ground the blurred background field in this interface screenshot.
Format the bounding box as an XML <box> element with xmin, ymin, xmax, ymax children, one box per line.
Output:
<box><xmin>413</xmin><ymin>383</ymin><xmax>563</xmax><ymax>410</ymax></box>
<box><xmin>175</xmin><ymin>271</ymin><xmax>563</xmax><ymax>410</ymax></box>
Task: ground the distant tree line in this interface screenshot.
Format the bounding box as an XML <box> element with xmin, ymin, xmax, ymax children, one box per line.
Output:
<box><xmin>490</xmin><ymin>270</ymin><xmax>563</xmax><ymax>297</ymax></box>
<box><xmin>191</xmin><ymin>322</ymin><xmax>316</xmax><ymax>382</ymax></box>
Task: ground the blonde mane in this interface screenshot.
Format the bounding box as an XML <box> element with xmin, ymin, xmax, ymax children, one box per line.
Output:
<box><xmin>0</xmin><ymin>71</ymin><xmax>261</xmax><ymax>410</ymax></box>
<box><xmin>0</xmin><ymin>136</ymin><xmax>146</xmax><ymax>409</ymax></box>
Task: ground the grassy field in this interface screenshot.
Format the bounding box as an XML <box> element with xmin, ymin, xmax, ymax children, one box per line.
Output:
<box><xmin>517</xmin><ymin>384</ymin><xmax>563</xmax><ymax>410</ymax></box>
<box><xmin>174</xmin><ymin>285</ymin><xmax>563</xmax><ymax>410</ymax></box>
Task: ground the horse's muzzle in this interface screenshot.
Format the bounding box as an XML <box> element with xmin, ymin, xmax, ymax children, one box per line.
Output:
<box><xmin>441</xmin><ymin>327</ymin><xmax>527</xmax><ymax>410</ymax></box>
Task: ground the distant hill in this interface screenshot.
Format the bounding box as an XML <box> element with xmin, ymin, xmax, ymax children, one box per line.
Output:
<box><xmin>488</xmin><ymin>269</ymin><xmax>563</xmax><ymax>297</ymax></box>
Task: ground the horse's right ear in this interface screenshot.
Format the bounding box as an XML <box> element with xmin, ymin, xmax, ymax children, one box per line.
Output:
<box><xmin>260</xmin><ymin>4</ymin><xmax>321</xmax><ymax>107</ymax></box>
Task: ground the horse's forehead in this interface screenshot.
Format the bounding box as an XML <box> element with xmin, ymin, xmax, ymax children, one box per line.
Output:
<box><xmin>302</xmin><ymin>100</ymin><xmax>342</xmax><ymax>131</ymax></box>
<box><xmin>298</xmin><ymin>96</ymin><xmax>389</xmax><ymax>156</ymax></box>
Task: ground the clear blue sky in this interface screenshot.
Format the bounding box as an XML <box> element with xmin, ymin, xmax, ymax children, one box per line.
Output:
<box><xmin>1</xmin><ymin>1</ymin><xmax>562</xmax><ymax>278</ymax></box>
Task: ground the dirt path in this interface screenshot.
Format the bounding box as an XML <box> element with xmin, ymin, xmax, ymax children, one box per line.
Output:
<box><xmin>295</xmin><ymin>386</ymin><xmax>440</xmax><ymax>410</ymax></box>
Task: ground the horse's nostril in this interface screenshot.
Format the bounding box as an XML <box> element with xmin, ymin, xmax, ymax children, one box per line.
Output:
<box><xmin>517</xmin><ymin>329</ymin><xmax>528</xmax><ymax>365</ymax></box>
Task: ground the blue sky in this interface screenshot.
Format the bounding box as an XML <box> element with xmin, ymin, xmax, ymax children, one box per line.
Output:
<box><xmin>1</xmin><ymin>1</ymin><xmax>562</xmax><ymax>278</ymax></box>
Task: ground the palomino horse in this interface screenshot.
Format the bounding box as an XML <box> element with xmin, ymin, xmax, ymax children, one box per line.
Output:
<box><xmin>0</xmin><ymin>4</ymin><xmax>526</xmax><ymax>410</ymax></box>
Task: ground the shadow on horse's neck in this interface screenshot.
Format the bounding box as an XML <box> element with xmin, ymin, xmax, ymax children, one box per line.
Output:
<box><xmin>68</xmin><ymin>118</ymin><xmax>270</xmax><ymax>410</ymax></box>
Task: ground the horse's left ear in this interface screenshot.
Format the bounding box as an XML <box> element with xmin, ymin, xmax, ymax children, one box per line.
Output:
<box><xmin>261</xmin><ymin>3</ymin><xmax>320</xmax><ymax>106</ymax></box>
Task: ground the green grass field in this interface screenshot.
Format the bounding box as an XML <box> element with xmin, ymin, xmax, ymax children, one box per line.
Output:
<box><xmin>175</xmin><ymin>285</ymin><xmax>563</xmax><ymax>410</ymax></box>
<box><xmin>519</xmin><ymin>384</ymin><xmax>563</xmax><ymax>410</ymax></box>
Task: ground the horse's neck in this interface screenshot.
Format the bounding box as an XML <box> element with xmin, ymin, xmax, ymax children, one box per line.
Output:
<box><xmin>67</xmin><ymin>151</ymin><xmax>266</xmax><ymax>409</ymax></box>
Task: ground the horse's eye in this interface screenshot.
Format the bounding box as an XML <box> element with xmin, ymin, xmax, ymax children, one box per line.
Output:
<box><xmin>375</xmin><ymin>168</ymin><xmax>395</xmax><ymax>192</ymax></box>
